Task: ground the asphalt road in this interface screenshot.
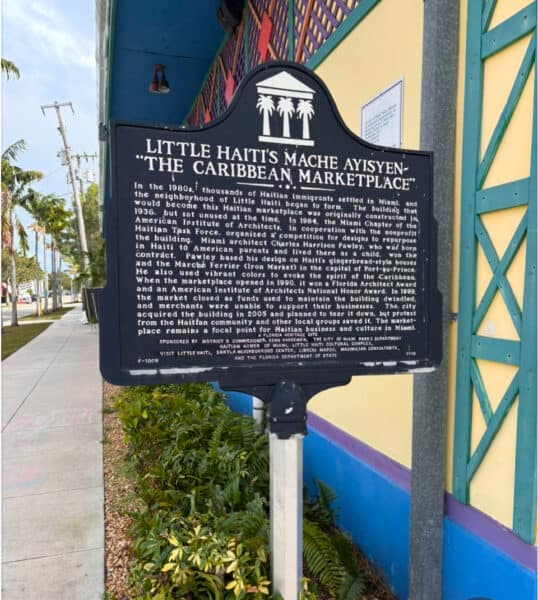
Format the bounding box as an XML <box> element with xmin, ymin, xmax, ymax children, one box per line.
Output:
<box><xmin>1</xmin><ymin>299</ymin><xmax>78</xmax><ymax>326</ymax></box>
<box><xmin>1</xmin><ymin>302</ymin><xmax>39</xmax><ymax>326</ymax></box>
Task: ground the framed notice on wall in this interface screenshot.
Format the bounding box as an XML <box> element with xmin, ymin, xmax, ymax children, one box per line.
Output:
<box><xmin>361</xmin><ymin>79</ymin><xmax>403</xmax><ymax>148</ymax></box>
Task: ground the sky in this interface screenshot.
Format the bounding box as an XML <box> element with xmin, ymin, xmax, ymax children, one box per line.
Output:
<box><xmin>2</xmin><ymin>0</ymin><xmax>98</xmax><ymax>264</ymax></box>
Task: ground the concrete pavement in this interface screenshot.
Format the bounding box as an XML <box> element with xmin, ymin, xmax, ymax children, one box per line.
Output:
<box><xmin>2</xmin><ymin>305</ymin><xmax>104</xmax><ymax>599</ymax></box>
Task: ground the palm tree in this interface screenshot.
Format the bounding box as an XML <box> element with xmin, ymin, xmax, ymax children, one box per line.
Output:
<box><xmin>10</xmin><ymin>188</ymin><xmax>41</xmax><ymax>314</ymax></box>
<box><xmin>21</xmin><ymin>191</ymin><xmax>53</xmax><ymax>315</ymax></box>
<box><xmin>43</xmin><ymin>197</ymin><xmax>72</xmax><ymax>311</ymax></box>
<box><xmin>256</xmin><ymin>95</ymin><xmax>275</xmax><ymax>136</ymax></box>
<box><xmin>50</xmin><ymin>210</ymin><xmax>80</xmax><ymax>299</ymax></box>
<box><xmin>28</xmin><ymin>222</ymin><xmax>44</xmax><ymax>316</ymax></box>
<box><xmin>1</xmin><ymin>141</ymin><xmax>43</xmax><ymax>325</ymax></box>
<box><xmin>277</xmin><ymin>97</ymin><xmax>295</xmax><ymax>138</ymax></box>
<box><xmin>22</xmin><ymin>193</ymin><xmax>73</xmax><ymax>313</ymax></box>
<box><xmin>1</xmin><ymin>58</ymin><xmax>20</xmax><ymax>80</ymax></box>
<box><xmin>297</xmin><ymin>99</ymin><xmax>314</xmax><ymax>140</ymax></box>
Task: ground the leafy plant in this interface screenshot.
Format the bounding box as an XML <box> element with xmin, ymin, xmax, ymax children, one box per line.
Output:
<box><xmin>303</xmin><ymin>481</ymin><xmax>365</xmax><ymax>599</ymax></box>
<box><xmin>304</xmin><ymin>479</ymin><xmax>338</xmax><ymax>528</ymax></box>
<box><xmin>158</xmin><ymin>520</ymin><xmax>271</xmax><ymax>599</ymax></box>
<box><xmin>113</xmin><ymin>384</ymin><xmax>365</xmax><ymax>599</ymax></box>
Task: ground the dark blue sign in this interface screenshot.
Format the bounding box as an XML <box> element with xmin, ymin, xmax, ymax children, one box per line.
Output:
<box><xmin>100</xmin><ymin>62</ymin><xmax>441</xmax><ymax>387</ymax></box>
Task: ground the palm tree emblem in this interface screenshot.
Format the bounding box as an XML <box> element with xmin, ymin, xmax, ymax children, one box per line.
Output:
<box><xmin>297</xmin><ymin>99</ymin><xmax>314</xmax><ymax>140</ymax></box>
<box><xmin>256</xmin><ymin>71</ymin><xmax>315</xmax><ymax>146</ymax></box>
<box><xmin>277</xmin><ymin>97</ymin><xmax>295</xmax><ymax>138</ymax></box>
<box><xmin>256</xmin><ymin>95</ymin><xmax>275</xmax><ymax>136</ymax></box>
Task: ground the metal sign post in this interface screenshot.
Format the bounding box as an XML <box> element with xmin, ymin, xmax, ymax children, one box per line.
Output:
<box><xmin>268</xmin><ymin>382</ymin><xmax>307</xmax><ymax>599</ymax></box>
<box><xmin>270</xmin><ymin>433</ymin><xmax>303</xmax><ymax>598</ymax></box>
<box><xmin>220</xmin><ymin>379</ymin><xmax>350</xmax><ymax>600</ymax></box>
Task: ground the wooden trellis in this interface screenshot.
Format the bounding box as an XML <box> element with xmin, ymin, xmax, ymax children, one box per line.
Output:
<box><xmin>294</xmin><ymin>0</ymin><xmax>356</xmax><ymax>62</ymax></box>
<box><xmin>185</xmin><ymin>0</ymin><xmax>360</xmax><ymax>125</ymax></box>
<box><xmin>453</xmin><ymin>0</ymin><xmax>536</xmax><ymax>543</ymax></box>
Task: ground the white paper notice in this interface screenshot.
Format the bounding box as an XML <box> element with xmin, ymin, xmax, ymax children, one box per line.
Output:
<box><xmin>361</xmin><ymin>79</ymin><xmax>403</xmax><ymax>148</ymax></box>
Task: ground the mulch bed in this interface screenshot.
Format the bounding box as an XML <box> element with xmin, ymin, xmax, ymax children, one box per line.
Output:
<box><xmin>102</xmin><ymin>382</ymin><xmax>397</xmax><ymax>600</ymax></box>
<box><xmin>103</xmin><ymin>382</ymin><xmax>137</xmax><ymax>599</ymax></box>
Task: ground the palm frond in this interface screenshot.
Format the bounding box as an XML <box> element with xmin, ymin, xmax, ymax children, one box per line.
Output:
<box><xmin>15</xmin><ymin>217</ymin><xmax>29</xmax><ymax>256</ymax></box>
<box><xmin>2</xmin><ymin>190</ymin><xmax>12</xmax><ymax>249</ymax></box>
<box><xmin>1</xmin><ymin>58</ymin><xmax>20</xmax><ymax>80</ymax></box>
<box><xmin>2</xmin><ymin>139</ymin><xmax>26</xmax><ymax>161</ymax></box>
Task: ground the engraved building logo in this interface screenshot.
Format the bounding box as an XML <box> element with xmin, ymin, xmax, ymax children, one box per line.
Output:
<box><xmin>256</xmin><ymin>71</ymin><xmax>315</xmax><ymax>146</ymax></box>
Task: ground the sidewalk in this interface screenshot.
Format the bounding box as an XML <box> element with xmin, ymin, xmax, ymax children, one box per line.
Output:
<box><xmin>2</xmin><ymin>306</ymin><xmax>104</xmax><ymax>599</ymax></box>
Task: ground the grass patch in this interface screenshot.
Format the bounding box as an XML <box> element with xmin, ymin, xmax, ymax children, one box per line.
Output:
<box><xmin>20</xmin><ymin>305</ymin><xmax>75</xmax><ymax>322</ymax></box>
<box><xmin>2</xmin><ymin>322</ymin><xmax>52</xmax><ymax>360</ymax></box>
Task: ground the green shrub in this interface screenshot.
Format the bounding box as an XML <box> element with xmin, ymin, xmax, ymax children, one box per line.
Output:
<box><xmin>114</xmin><ymin>384</ymin><xmax>364</xmax><ymax>599</ymax></box>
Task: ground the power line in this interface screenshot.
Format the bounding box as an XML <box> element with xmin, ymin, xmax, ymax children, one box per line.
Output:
<box><xmin>72</xmin><ymin>153</ymin><xmax>98</xmax><ymax>204</ymax></box>
<box><xmin>35</xmin><ymin>165</ymin><xmax>63</xmax><ymax>181</ymax></box>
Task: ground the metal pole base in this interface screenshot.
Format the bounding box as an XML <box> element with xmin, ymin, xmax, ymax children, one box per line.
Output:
<box><xmin>270</xmin><ymin>432</ymin><xmax>303</xmax><ymax>600</ymax></box>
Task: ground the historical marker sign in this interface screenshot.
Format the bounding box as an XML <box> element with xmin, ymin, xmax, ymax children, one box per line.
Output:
<box><xmin>100</xmin><ymin>62</ymin><xmax>441</xmax><ymax>387</ymax></box>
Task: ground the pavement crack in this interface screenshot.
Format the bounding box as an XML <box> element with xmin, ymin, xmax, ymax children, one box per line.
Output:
<box><xmin>3</xmin><ymin>483</ymin><xmax>104</xmax><ymax>501</ymax></box>
<box><xmin>2</xmin><ymin>546</ymin><xmax>104</xmax><ymax>565</ymax></box>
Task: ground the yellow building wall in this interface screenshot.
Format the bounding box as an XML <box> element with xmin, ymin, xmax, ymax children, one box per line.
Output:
<box><xmin>308</xmin><ymin>0</ymin><xmax>536</xmax><ymax>532</ymax></box>
<box><xmin>447</xmin><ymin>0</ymin><xmax>535</xmax><ymax>530</ymax></box>
<box><xmin>308</xmin><ymin>0</ymin><xmax>424</xmax><ymax>468</ymax></box>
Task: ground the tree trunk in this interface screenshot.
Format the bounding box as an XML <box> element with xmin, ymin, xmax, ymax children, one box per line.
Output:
<box><xmin>35</xmin><ymin>226</ymin><xmax>41</xmax><ymax>317</ymax></box>
<box><xmin>52</xmin><ymin>244</ymin><xmax>58</xmax><ymax>311</ymax></box>
<box><xmin>9</xmin><ymin>212</ymin><xmax>18</xmax><ymax>326</ymax></box>
<box><xmin>54</xmin><ymin>247</ymin><xmax>60</xmax><ymax>310</ymax></box>
<box><xmin>10</xmin><ymin>249</ymin><xmax>18</xmax><ymax>326</ymax></box>
<box><xmin>302</xmin><ymin>115</ymin><xmax>310</xmax><ymax>140</ymax></box>
<box><xmin>54</xmin><ymin>248</ymin><xmax>59</xmax><ymax>309</ymax></box>
<box><xmin>58</xmin><ymin>256</ymin><xmax>63</xmax><ymax>308</ymax></box>
<box><xmin>283</xmin><ymin>114</ymin><xmax>290</xmax><ymax>138</ymax></box>
<box><xmin>263</xmin><ymin>110</ymin><xmax>271</xmax><ymax>136</ymax></box>
<box><xmin>43</xmin><ymin>235</ymin><xmax>48</xmax><ymax>313</ymax></box>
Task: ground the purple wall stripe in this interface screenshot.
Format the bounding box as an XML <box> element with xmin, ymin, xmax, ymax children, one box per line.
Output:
<box><xmin>307</xmin><ymin>411</ymin><xmax>538</xmax><ymax>573</ymax></box>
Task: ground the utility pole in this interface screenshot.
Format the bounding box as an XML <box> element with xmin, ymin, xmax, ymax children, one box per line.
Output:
<box><xmin>41</xmin><ymin>102</ymin><xmax>90</xmax><ymax>278</ymax></box>
<box><xmin>72</xmin><ymin>153</ymin><xmax>97</xmax><ymax>299</ymax></box>
<box><xmin>72</xmin><ymin>153</ymin><xmax>97</xmax><ymax>204</ymax></box>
